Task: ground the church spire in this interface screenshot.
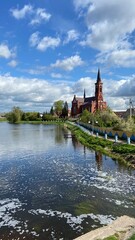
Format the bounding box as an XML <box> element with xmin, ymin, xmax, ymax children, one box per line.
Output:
<box><xmin>97</xmin><ymin>68</ymin><xmax>101</xmax><ymax>82</ymax></box>
<box><xmin>84</xmin><ymin>89</ymin><xmax>86</xmax><ymax>99</ymax></box>
<box><xmin>95</xmin><ymin>68</ymin><xmax>103</xmax><ymax>102</ymax></box>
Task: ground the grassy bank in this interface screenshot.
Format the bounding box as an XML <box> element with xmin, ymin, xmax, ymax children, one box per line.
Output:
<box><xmin>100</xmin><ymin>233</ymin><xmax>135</xmax><ymax>240</ymax></box>
<box><xmin>65</xmin><ymin>123</ymin><xmax>135</xmax><ymax>169</ymax></box>
<box><xmin>0</xmin><ymin>117</ymin><xmax>7</xmax><ymax>122</ymax></box>
<box><xmin>7</xmin><ymin>120</ymin><xmax>65</xmax><ymax>125</ymax></box>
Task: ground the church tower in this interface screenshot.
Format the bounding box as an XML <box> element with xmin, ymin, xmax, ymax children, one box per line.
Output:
<box><xmin>95</xmin><ymin>69</ymin><xmax>106</xmax><ymax>111</ymax></box>
<box><xmin>71</xmin><ymin>69</ymin><xmax>107</xmax><ymax>117</ymax></box>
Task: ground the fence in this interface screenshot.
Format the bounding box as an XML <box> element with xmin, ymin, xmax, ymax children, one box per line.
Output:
<box><xmin>78</xmin><ymin>122</ymin><xmax>135</xmax><ymax>144</ymax></box>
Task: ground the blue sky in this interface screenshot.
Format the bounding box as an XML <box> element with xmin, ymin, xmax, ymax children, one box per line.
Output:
<box><xmin>0</xmin><ymin>0</ymin><xmax>135</xmax><ymax>112</ymax></box>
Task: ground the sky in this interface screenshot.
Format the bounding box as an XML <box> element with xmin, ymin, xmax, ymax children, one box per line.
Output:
<box><xmin>0</xmin><ymin>0</ymin><xmax>135</xmax><ymax>113</ymax></box>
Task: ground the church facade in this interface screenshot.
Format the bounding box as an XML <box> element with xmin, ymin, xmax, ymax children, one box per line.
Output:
<box><xmin>71</xmin><ymin>69</ymin><xmax>107</xmax><ymax>117</ymax></box>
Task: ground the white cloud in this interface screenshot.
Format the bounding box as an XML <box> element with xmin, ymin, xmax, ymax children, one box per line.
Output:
<box><xmin>0</xmin><ymin>72</ymin><xmax>134</xmax><ymax>112</ymax></box>
<box><xmin>64</xmin><ymin>29</ymin><xmax>79</xmax><ymax>44</ymax></box>
<box><xmin>29</xmin><ymin>32</ymin><xmax>40</xmax><ymax>47</ymax></box>
<box><xmin>37</xmin><ymin>36</ymin><xmax>60</xmax><ymax>51</ymax></box>
<box><xmin>0</xmin><ymin>74</ymin><xmax>72</xmax><ymax>112</ymax></box>
<box><xmin>96</xmin><ymin>49</ymin><xmax>135</xmax><ymax>67</ymax></box>
<box><xmin>30</xmin><ymin>8</ymin><xmax>51</xmax><ymax>25</ymax></box>
<box><xmin>73</xmin><ymin>0</ymin><xmax>91</xmax><ymax>10</ymax></box>
<box><xmin>51</xmin><ymin>73</ymin><xmax>63</xmax><ymax>78</ymax></box>
<box><xmin>102</xmin><ymin>76</ymin><xmax>135</xmax><ymax>110</ymax></box>
<box><xmin>10</xmin><ymin>4</ymin><xmax>33</xmax><ymax>19</ymax></box>
<box><xmin>8</xmin><ymin>60</ymin><xmax>18</xmax><ymax>67</ymax></box>
<box><xmin>51</xmin><ymin>55</ymin><xmax>84</xmax><ymax>71</ymax></box>
<box><xmin>106</xmin><ymin>97</ymin><xmax>128</xmax><ymax>111</ymax></box>
<box><xmin>0</xmin><ymin>44</ymin><xmax>14</xmax><ymax>59</ymax></box>
<box><xmin>74</xmin><ymin>0</ymin><xmax>135</xmax><ymax>67</ymax></box>
<box><xmin>73</xmin><ymin>77</ymin><xmax>94</xmax><ymax>95</ymax></box>
<box><xmin>10</xmin><ymin>5</ymin><xmax>51</xmax><ymax>25</ymax></box>
<box><xmin>113</xmin><ymin>76</ymin><xmax>135</xmax><ymax>97</ymax></box>
<box><xmin>29</xmin><ymin>33</ymin><xmax>60</xmax><ymax>51</ymax></box>
<box><xmin>24</xmin><ymin>66</ymin><xmax>48</xmax><ymax>75</ymax></box>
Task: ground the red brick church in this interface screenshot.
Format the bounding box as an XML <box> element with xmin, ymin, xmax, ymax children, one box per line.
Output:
<box><xmin>71</xmin><ymin>69</ymin><xmax>107</xmax><ymax>117</ymax></box>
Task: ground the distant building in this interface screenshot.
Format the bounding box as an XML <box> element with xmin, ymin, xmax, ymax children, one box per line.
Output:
<box><xmin>71</xmin><ymin>69</ymin><xmax>107</xmax><ymax>117</ymax></box>
<box><xmin>115</xmin><ymin>108</ymin><xmax>135</xmax><ymax>119</ymax></box>
<box><xmin>114</xmin><ymin>111</ymin><xmax>125</xmax><ymax>118</ymax></box>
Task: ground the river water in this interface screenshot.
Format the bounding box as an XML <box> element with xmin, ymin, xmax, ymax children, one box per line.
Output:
<box><xmin>0</xmin><ymin>123</ymin><xmax>135</xmax><ymax>240</ymax></box>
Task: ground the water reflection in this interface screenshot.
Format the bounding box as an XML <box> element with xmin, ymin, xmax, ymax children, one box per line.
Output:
<box><xmin>72</xmin><ymin>136</ymin><xmax>82</xmax><ymax>150</ymax></box>
<box><xmin>0</xmin><ymin>123</ymin><xmax>135</xmax><ymax>240</ymax></box>
<box><xmin>55</xmin><ymin>125</ymin><xmax>64</xmax><ymax>143</ymax></box>
<box><xmin>95</xmin><ymin>151</ymin><xmax>103</xmax><ymax>171</ymax></box>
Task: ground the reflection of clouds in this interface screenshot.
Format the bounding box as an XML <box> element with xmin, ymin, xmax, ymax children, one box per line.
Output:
<box><xmin>0</xmin><ymin>123</ymin><xmax>65</xmax><ymax>157</ymax></box>
<box><xmin>0</xmin><ymin>123</ymin><xmax>135</xmax><ymax>238</ymax></box>
<box><xmin>0</xmin><ymin>123</ymin><xmax>135</xmax><ymax>199</ymax></box>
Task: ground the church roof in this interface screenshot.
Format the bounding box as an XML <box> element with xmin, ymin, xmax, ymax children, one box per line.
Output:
<box><xmin>82</xmin><ymin>102</ymin><xmax>90</xmax><ymax>106</ymax></box>
<box><xmin>76</xmin><ymin>97</ymin><xmax>84</xmax><ymax>103</ymax></box>
<box><xmin>85</xmin><ymin>96</ymin><xmax>95</xmax><ymax>103</ymax></box>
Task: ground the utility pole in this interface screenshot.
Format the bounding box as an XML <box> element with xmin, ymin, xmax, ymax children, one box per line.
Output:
<box><xmin>129</xmin><ymin>98</ymin><xmax>134</xmax><ymax>118</ymax></box>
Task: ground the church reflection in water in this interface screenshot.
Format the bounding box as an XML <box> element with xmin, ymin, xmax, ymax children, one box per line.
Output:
<box><xmin>71</xmin><ymin>134</ymin><xmax>103</xmax><ymax>171</ymax></box>
<box><xmin>95</xmin><ymin>151</ymin><xmax>103</xmax><ymax>171</ymax></box>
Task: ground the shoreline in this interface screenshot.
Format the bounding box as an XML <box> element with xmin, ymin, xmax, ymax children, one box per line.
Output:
<box><xmin>74</xmin><ymin>216</ymin><xmax>135</xmax><ymax>240</ymax></box>
<box><xmin>65</xmin><ymin>122</ymin><xmax>135</xmax><ymax>169</ymax></box>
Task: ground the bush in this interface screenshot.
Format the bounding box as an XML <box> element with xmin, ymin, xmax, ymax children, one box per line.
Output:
<box><xmin>6</xmin><ymin>107</ymin><xmax>23</xmax><ymax>123</ymax></box>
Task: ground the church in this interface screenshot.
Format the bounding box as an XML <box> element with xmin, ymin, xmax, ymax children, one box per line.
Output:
<box><xmin>71</xmin><ymin>69</ymin><xmax>107</xmax><ymax>117</ymax></box>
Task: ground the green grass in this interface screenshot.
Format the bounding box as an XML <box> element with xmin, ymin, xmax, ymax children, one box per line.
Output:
<box><xmin>100</xmin><ymin>233</ymin><xmax>135</xmax><ymax>240</ymax></box>
<box><xmin>113</xmin><ymin>144</ymin><xmax>135</xmax><ymax>154</ymax></box>
<box><xmin>0</xmin><ymin>117</ymin><xmax>7</xmax><ymax>122</ymax></box>
<box><xmin>8</xmin><ymin>120</ymin><xmax>65</xmax><ymax>125</ymax></box>
<box><xmin>102</xmin><ymin>236</ymin><xmax>118</xmax><ymax>240</ymax></box>
<box><xmin>96</xmin><ymin>232</ymin><xmax>135</xmax><ymax>240</ymax></box>
<box><xmin>127</xmin><ymin>234</ymin><xmax>135</xmax><ymax>240</ymax></box>
<box><xmin>66</xmin><ymin>123</ymin><xmax>135</xmax><ymax>168</ymax></box>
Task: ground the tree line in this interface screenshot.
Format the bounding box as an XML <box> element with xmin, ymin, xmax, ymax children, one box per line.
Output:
<box><xmin>6</xmin><ymin>100</ymin><xmax>68</xmax><ymax>123</ymax></box>
<box><xmin>80</xmin><ymin>108</ymin><xmax>135</xmax><ymax>132</ymax></box>
<box><xmin>5</xmin><ymin>100</ymin><xmax>135</xmax><ymax>133</ymax></box>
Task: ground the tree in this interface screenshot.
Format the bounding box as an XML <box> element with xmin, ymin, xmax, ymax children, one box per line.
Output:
<box><xmin>50</xmin><ymin>106</ymin><xmax>54</xmax><ymax>115</ymax></box>
<box><xmin>21</xmin><ymin>112</ymin><xmax>40</xmax><ymax>121</ymax></box>
<box><xmin>80</xmin><ymin>109</ymin><xmax>94</xmax><ymax>123</ymax></box>
<box><xmin>6</xmin><ymin>107</ymin><xmax>23</xmax><ymax>123</ymax></box>
<box><xmin>80</xmin><ymin>108</ymin><xmax>120</xmax><ymax>128</ymax></box>
<box><xmin>113</xmin><ymin>116</ymin><xmax>135</xmax><ymax>132</ymax></box>
<box><xmin>54</xmin><ymin>100</ymin><xmax>64</xmax><ymax>116</ymax></box>
<box><xmin>62</xmin><ymin>101</ymin><xmax>68</xmax><ymax>118</ymax></box>
<box><xmin>96</xmin><ymin>109</ymin><xmax>120</xmax><ymax>127</ymax></box>
<box><xmin>42</xmin><ymin>112</ymin><xmax>58</xmax><ymax>121</ymax></box>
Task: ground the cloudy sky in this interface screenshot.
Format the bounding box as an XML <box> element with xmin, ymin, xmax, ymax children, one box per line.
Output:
<box><xmin>0</xmin><ymin>0</ymin><xmax>135</xmax><ymax>112</ymax></box>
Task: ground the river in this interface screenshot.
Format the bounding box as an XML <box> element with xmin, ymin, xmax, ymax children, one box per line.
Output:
<box><xmin>0</xmin><ymin>123</ymin><xmax>135</xmax><ymax>240</ymax></box>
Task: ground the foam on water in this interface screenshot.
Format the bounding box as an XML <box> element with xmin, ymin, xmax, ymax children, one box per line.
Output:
<box><xmin>29</xmin><ymin>208</ymin><xmax>115</xmax><ymax>231</ymax></box>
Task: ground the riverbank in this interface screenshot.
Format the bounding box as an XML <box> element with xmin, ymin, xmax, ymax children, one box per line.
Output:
<box><xmin>65</xmin><ymin>122</ymin><xmax>135</xmax><ymax>168</ymax></box>
<box><xmin>2</xmin><ymin>120</ymin><xmax>135</xmax><ymax>168</ymax></box>
<box><xmin>3</xmin><ymin>120</ymin><xmax>65</xmax><ymax>125</ymax></box>
<box><xmin>74</xmin><ymin>216</ymin><xmax>135</xmax><ymax>240</ymax></box>
<box><xmin>18</xmin><ymin>120</ymin><xmax>65</xmax><ymax>124</ymax></box>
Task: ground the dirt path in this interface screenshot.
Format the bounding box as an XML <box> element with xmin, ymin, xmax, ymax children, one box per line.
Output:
<box><xmin>74</xmin><ymin>216</ymin><xmax>135</xmax><ymax>240</ymax></box>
